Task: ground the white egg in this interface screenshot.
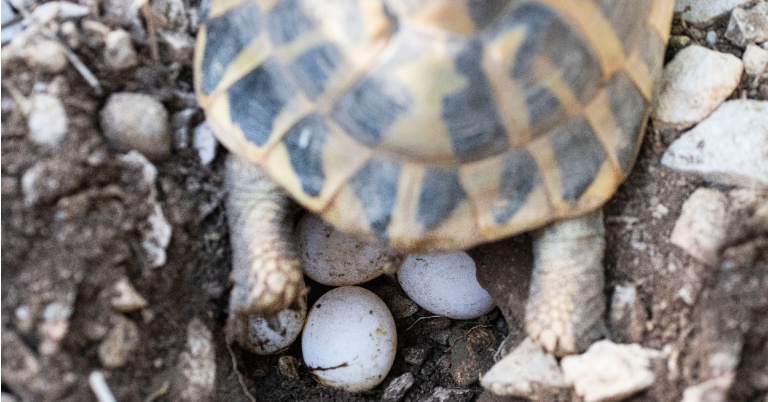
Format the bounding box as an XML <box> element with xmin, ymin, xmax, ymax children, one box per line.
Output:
<box><xmin>297</xmin><ymin>213</ymin><xmax>390</xmax><ymax>286</ymax></box>
<box><xmin>398</xmin><ymin>251</ymin><xmax>494</xmax><ymax>319</ymax></box>
<box><xmin>302</xmin><ymin>286</ymin><xmax>397</xmax><ymax>392</ymax></box>
<box><xmin>242</xmin><ymin>297</ymin><xmax>306</xmax><ymax>355</ymax></box>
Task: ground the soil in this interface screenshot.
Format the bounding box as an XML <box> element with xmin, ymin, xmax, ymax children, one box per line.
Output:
<box><xmin>2</xmin><ymin>2</ymin><xmax>767</xmax><ymax>402</ymax></box>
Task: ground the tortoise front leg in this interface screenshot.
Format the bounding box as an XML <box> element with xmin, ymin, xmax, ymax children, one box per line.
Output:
<box><xmin>224</xmin><ymin>154</ymin><xmax>306</xmax><ymax>348</ymax></box>
<box><xmin>526</xmin><ymin>209</ymin><xmax>607</xmax><ymax>356</ymax></box>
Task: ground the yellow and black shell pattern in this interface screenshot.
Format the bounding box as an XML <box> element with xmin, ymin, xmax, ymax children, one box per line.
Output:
<box><xmin>195</xmin><ymin>0</ymin><xmax>674</xmax><ymax>251</ymax></box>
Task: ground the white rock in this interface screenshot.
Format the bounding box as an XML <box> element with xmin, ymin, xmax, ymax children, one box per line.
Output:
<box><xmin>28</xmin><ymin>94</ymin><xmax>67</xmax><ymax>146</ymax></box>
<box><xmin>661</xmin><ymin>100</ymin><xmax>768</xmax><ymax>189</ymax></box>
<box><xmin>298</xmin><ymin>213</ymin><xmax>390</xmax><ymax>286</ymax></box>
<box><xmin>24</xmin><ymin>40</ymin><xmax>68</xmax><ymax>72</ymax></box>
<box><xmin>675</xmin><ymin>0</ymin><xmax>752</xmax><ymax>25</ymax></box>
<box><xmin>481</xmin><ymin>337</ymin><xmax>566</xmax><ymax>398</ymax></box>
<box><xmin>398</xmin><ymin>251</ymin><xmax>493</xmax><ymax>320</ymax></box>
<box><xmin>101</xmin><ymin>93</ymin><xmax>171</xmax><ymax>162</ymax></box>
<box><xmin>561</xmin><ymin>340</ymin><xmax>660</xmax><ymax>402</ymax></box>
<box><xmin>743</xmin><ymin>44</ymin><xmax>768</xmax><ymax>76</ymax></box>
<box><xmin>104</xmin><ymin>29</ymin><xmax>138</xmax><ymax>71</ymax></box>
<box><xmin>176</xmin><ymin>318</ymin><xmax>216</xmax><ymax>402</ymax></box>
<box><xmin>242</xmin><ymin>297</ymin><xmax>306</xmax><ymax>355</ymax></box>
<box><xmin>670</xmin><ymin>188</ymin><xmax>731</xmax><ymax>265</ymax></box>
<box><xmin>725</xmin><ymin>2</ymin><xmax>768</xmax><ymax>47</ymax></box>
<box><xmin>302</xmin><ymin>286</ymin><xmax>396</xmax><ymax>392</ymax></box>
<box><xmin>192</xmin><ymin>121</ymin><xmax>217</xmax><ymax>165</ymax></box>
<box><xmin>681</xmin><ymin>375</ymin><xmax>734</xmax><ymax>402</ymax></box>
<box><xmin>653</xmin><ymin>45</ymin><xmax>743</xmax><ymax>129</ymax></box>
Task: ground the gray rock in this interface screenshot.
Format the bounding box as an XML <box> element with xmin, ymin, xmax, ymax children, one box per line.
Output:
<box><xmin>382</xmin><ymin>372</ymin><xmax>415</xmax><ymax>402</ymax></box>
<box><xmin>481</xmin><ymin>337</ymin><xmax>566</xmax><ymax>398</ymax></box>
<box><xmin>277</xmin><ymin>356</ymin><xmax>299</xmax><ymax>380</ymax></box>
<box><xmin>104</xmin><ymin>30</ymin><xmax>138</xmax><ymax>71</ymax></box>
<box><xmin>675</xmin><ymin>0</ymin><xmax>753</xmax><ymax>25</ymax></box>
<box><xmin>100</xmin><ymin>93</ymin><xmax>171</xmax><ymax>162</ymax></box>
<box><xmin>725</xmin><ymin>2</ymin><xmax>768</xmax><ymax>47</ymax></box>
<box><xmin>652</xmin><ymin>45</ymin><xmax>743</xmax><ymax>129</ymax></box>
<box><xmin>98</xmin><ymin>315</ymin><xmax>139</xmax><ymax>368</ymax></box>
<box><xmin>661</xmin><ymin>100</ymin><xmax>768</xmax><ymax>189</ymax></box>
<box><xmin>743</xmin><ymin>44</ymin><xmax>768</xmax><ymax>76</ymax></box>
<box><xmin>174</xmin><ymin>318</ymin><xmax>216</xmax><ymax>402</ymax></box>
<box><xmin>424</xmin><ymin>387</ymin><xmax>470</xmax><ymax>402</ymax></box>
<box><xmin>28</xmin><ymin>94</ymin><xmax>67</xmax><ymax>146</ymax></box>
<box><xmin>159</xmin><ymin>31</ymin><xmax>193</xmax><ymax>63</ymax></box>
<box><xmin>402</xmin><ymin>345</ymin><xmax>430</xmax><ymax>366</ymax></box>
<box><xmin>670</xmin><ymin>188</ymin><xmax>731</xmax><ymax>265</ymax></box>
<box><xmin>561</xmin><ymin>340</ymin><xmax>661</xmax><ymax>402</ymax></box>
<box><xmin>610</xmin><ymin>285</ymin><xmax>647</xmax><ymax>344</ymax></box>
<box><xmin>119</xmin><ymin>152</ymin><xmax>172</xmax><ymax>268</ymax></box>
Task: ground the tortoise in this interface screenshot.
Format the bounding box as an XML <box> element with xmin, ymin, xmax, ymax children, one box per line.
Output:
<box><xmin>194</xmin><ymin>0</ymin><xmax>674</xmax><ymax>357</ymax></box>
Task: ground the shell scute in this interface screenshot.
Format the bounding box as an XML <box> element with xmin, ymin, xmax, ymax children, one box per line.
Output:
<box><xmin>195</xmin><ymin>0</ymin><xmax>675</xmax><ymax>251</ymax></box>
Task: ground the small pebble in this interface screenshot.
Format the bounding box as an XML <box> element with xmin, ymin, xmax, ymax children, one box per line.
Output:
<box><xmin>192</xmin><ymin>121</ymin><xmax>217</xmax><ymax>165</ymax></box>
<box><xmin>243</xmin><ymin>297</ymin><xmax>306</xmax><ymax>355</ymax></box>
<box><xmin>561</xmin><ymin>340</ymin><xmax>661</xmax><ymax>402</ymax></box>
<box><xmin>100</xmin><ymin>93</ymin><xmax>171</xmax><ymax>162</ymax></box>
<box><xmin>610</xmin><ymin>285</ymin><xmax>647</xmax><ymax>343</ymax></box>
<box><xmin>383</xmin><ymin>372</ymin><xmax>415</xmax><ymax>402</ymax></box>
<box><xmin>175</xmin><ymin>318</ymin><xmax>216</xmax><ymax>401</ymax></box>
<box><xmin>706</xmin><ymin>30</ymin><xmax>717</xmax><ymax>44</ymax></box>
<box><xmin>743</xmin><ymin>44</ymin><xmax>768</xmax><ymax>76</ymax></box>
<box><xmin>159</xmin><ymin>31</ymin><xmax>193</xmax><ymax>63</ymax></box>
<box><xmin>398</xmin><ymin>251</ymin><xmax>494</xmax><ymax>320</ymax></box>
<box><xmin>661</xmin><ymin>100</ymin><xmax>768</xmax><ymax>189</ymax></box>
<box><xmin>675</xmin><ymin>0</ymin><xmax>752</xmax><ymax>25</ymax></box>
<box><xmin>98</xmin><ymin>315</ymin><xmax>139</xmax><ymax>368</ymax></box>
<box><xmin>670</xmin><ymin>188</ymin><xmax>731</xmax><ymax>265</ymax></box>
<box><xmin>104</xmin><ymin>29</ymin><xmax>138</xmax><ymax>71</ymax></box>
<box><xmin>302</xmin><ymin>286</ymin><xmax>396</xmax><ymax>392</ymax></box>
<box><xmin>110</xmin><ymin>277</ymin><xmax>148</xmax><ymax>312</ymax></box>
<box><xmin>725</xmin><ymin>2</ymin><xmax>768</xmax><ymax>47</ymax></box>
<box><xmin>277</xmin><ymin>356</ymin><xmax>300</xmax><ymax>380</ymax></box>
<box><xmin>652</xmin><ymin>45</ymin><xmax>743</xmax><ymax>129</ymax></box>
<box><xmin>481</xmin><ymin>337</ymin><xmax>566</xmax><ymax>398</ymax></box>
<box><xmin>681</xmin><ymin>375</ymin><xmax>735</xmax><ymax>402</ymax></box>
<box><xmin>298</xmin><ymin>213</ymin><xmax>391</xmax><ymax>286</ymax></box>
<box><xmin>24</xmin><ymin>40</ymin><xmax>68</xmax><ymax>72</ymax></box>
<box><xmin>402</xmin><ymin>345</ymin><xmax>430</xmax><ymax>366</ymax></box>
<box><xmin>28</xmin><ymin>93</ymin><xmax>67</xmax><ymax>146</ymax></box>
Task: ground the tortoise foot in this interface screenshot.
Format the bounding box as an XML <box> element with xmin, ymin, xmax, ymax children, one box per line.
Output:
<box><xmin>225</xmin><ymin>155</ymin><xmax>307</xmax><ymax>349</ymax></box>
<box><xmin>526</xmin><ymin>210</ymin><xmax>607</xmax><ymax>356</ymax></box>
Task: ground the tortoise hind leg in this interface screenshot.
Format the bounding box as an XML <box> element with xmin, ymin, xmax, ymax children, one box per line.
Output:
<box><xmin>526</xmin><ymin>209</ymin><xmax>607</xmax><ymax>356</ymax></box>
<box><xmin>224</xmin><ymin>154</ymin><xmax>306</xmax><ymax>348</ymax></box>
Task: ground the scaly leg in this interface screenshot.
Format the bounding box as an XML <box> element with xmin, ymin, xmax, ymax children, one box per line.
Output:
<box><xmin>526</xmin><ymin>209</ymin><xmax>607</xmax><ymax>356</ymax></box>
<box><xmin>224</xmin><ymin>155</ymin><xmax>306</xmax><ymax>348</ymax></box>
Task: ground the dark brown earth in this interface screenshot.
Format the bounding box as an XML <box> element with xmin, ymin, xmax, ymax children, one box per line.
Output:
<box><xmin>2</xmin><ymin>3</ymin><xmax>767</xmax><ymax>402</ymax></box>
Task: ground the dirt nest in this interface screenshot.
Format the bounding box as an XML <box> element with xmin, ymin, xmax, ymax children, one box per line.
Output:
<box><xmin>2</xmin><ymin>2</ymin><xmax>767</xmax><ymax>401</ymax></box>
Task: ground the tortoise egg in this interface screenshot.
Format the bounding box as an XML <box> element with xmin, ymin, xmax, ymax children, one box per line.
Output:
<box><xmin>242</xmin><ymin>298</ymin><xmax>306</xmax><ymax>355</ymax></box>
<box><xmin>297</xmin><ymin>214</ymin><xmax>389</xmax><ymax>286</ymax></box>
<box><xmin>302</xmin><ymin>286</ymin><xmax>396</xmax><ymax>392</ymax></box>
<box><xmin>398</xmin><ymin>252</ymin><xmax>494</xmax><ymax>319</ymax></box>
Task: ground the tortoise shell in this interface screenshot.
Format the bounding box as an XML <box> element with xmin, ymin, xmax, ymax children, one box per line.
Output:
<box><xmin>195</xmin><ymin>0</ymin><xmax>673</xmax><ymax>251</ymax></box>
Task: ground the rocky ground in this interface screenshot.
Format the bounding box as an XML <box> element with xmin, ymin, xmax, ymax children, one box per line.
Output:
<box><xmin>1</xmin><ymin>0</ymin><xmax>767</xmax><ymax>401</ymax></box>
